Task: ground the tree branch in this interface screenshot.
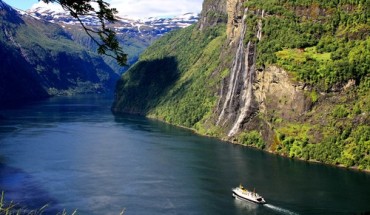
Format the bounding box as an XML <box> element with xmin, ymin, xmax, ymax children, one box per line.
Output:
<box><xmin>41</xmin><ymin>0</ymin><xmax>128</xmax><ymax>66</ymax></box>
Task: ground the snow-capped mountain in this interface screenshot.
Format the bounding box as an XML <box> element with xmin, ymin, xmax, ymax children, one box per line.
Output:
<box><xmin>26</xmin><ymin>3</ymin><xmax>199</xmax><ymax>38</ymax></box>
<box><xmin>11</xmin><ymin>2</ymin><xmax>199</xmax><ymax>74</ymax></box>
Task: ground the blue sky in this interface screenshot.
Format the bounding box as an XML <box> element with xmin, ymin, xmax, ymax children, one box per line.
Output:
<box><xmin>4</xmin><ymin>0</ymin><xmax>37</xmax><ymax>10</ymax></box>
<box><xmin>3</xmin><ymin>0</ymin><xmax>203</xmax><ymax>18</ymax></box>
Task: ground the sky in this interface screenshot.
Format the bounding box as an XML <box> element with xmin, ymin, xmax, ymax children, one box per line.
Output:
<box><xmin>4</xmin><ymin>0</ymin><xmax>203</xmax><ymax>18</ymax></box>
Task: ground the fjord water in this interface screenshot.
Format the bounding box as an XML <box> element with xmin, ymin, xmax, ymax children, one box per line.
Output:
<box><xmin>0</xmin><ymin>96</ymin><xmax>369</xmax><ymax>215</ymax></box>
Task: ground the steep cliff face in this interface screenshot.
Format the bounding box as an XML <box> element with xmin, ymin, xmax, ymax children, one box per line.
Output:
<box><xmin>0</xmin><ymin>40</ymin><xmax>49</xmax><ymax>106</ymax></box>
<box><xmin>254</xmin><ymin>66</ymin><xmax>309</xmax><ymax>123</ymax></box>
<box><xmin>253</xmin><ymin>66</ymin><xmax>312</xmax><ymax>146</ymax></box>
<box><xmin>113</xmin><ymin>0</ymin><xmax>369</xmax><ymax>170</ymax></box>
<box><xmin>198</xmin><ymin>0</ymin><xmax>227</xmax><ymax>30</ymax></box>
<box><xmin>214</xmin><ymin>0</ymin><xmax>369</xmax><ymax>170</ymax></box>
<box><xmin>216</xmin><ymin>3</ymin><xmax>266</xmax><ymax>137</ymax></box>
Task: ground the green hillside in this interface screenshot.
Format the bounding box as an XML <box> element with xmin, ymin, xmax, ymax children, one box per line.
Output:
<box><xmin>0</xmin><ymin>2</ymin><xmax>119</xmax><ymax>107</ymax></box>
<box><xmin>113</xmin><ymin>24</ymin><xmax>227</xmax><ymax>127</ymax></box>
<box><xmin>246</xmin><ymin>0</ymin><xmax>369</xmax><ymax>89</ymax></box>
<box><xmin>113</xmin><ymin>0</ymin><xmax>369</xmax><ymax>170</ymax></box>
<box><xmin>242</xmin><ymin>0</ymin><xmax>370</xmax><ymax>170</ymax></box>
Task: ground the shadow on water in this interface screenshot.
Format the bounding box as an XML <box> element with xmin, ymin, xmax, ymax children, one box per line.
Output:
<box><xmin>0</xmin><ymin>163</ymin><xmax>61</xmax><ymax>214</ymax></box>
<box><xmin>113</xmin><ymin>113</ymin><xmax>194</xmax><ymax>137</ymax></box>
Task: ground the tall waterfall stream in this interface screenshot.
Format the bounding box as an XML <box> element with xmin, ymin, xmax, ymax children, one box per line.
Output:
<box><xmin>217</xmin><ymin>8</ymin><xmax>264</xmax><ymax>137</ymax></box>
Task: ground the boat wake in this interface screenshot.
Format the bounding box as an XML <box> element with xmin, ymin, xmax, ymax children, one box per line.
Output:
<box><xmin>264</xmin><ymin>204</ymin><xmax>298</xmax><ymax>215</ymax></box>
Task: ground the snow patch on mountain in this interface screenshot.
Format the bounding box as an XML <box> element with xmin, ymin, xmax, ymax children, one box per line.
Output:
<box><xmin>30</xmin><ymin>1</ymin><xmax>65</xmax><ymax>14</ymax></box>
<box><xmin>26</xmin><ymin>4</ymin><xmax>199</xmax><ymax>38</ymax></box>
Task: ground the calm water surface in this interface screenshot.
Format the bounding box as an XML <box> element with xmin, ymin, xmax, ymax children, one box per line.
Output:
<box><xmin>0</xmin><ymin>96</ymin><xmax>369</xmax><ymax>215</ymax></box>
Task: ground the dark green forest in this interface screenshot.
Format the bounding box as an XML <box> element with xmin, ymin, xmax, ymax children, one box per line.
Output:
<box><xmin>246</xmin><ymin>0</ymin><xmax>369</xmax><ymax>89</ymax></box>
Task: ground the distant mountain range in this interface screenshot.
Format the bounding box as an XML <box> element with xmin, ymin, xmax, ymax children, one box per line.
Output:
<box><xmin>24</xmin><ymin>4</ymin><xmax>199</xmax><ymax>73</ymax></box>
<box><xmin>0</xmin><ymin>0</ymin><xmax>199</xmax><ymax>108</ymax></box>
<box><xmin>26</xmin><ymin>5</ymin><xmax>199</xmax><ymax>38</ymax></box>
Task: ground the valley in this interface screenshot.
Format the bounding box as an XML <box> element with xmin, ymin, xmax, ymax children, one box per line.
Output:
<box><xmin>0</xmin><ymin>0</ymin><xmax>369</xmax><ymax>214</ymax></box>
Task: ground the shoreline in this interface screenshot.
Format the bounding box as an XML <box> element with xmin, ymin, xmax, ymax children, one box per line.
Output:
<box><xmin>142</xmin><ymin>114</ymin><xmax>370</xmax><ymax>174</ymax></box>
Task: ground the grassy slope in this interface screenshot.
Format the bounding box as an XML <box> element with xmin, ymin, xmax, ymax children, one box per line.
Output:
<box><xmin>113</xmin><ymin>24</ymin><xmax>226</xmax><ymax>128</ymax></box>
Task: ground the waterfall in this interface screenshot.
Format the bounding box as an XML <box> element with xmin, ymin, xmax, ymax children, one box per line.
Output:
<box><xmin>216</xmin><ymin>8</ymin><xmax>264</xmax><ymax>137</ymax></box>
<box><xmin>216</xmin><ymin>8</ymin><xmax>249</xmax><ymax>126</ymax></box>
<box><xmin>257</xmin><ymin>10</ymin><xmax>264</xmax><ymax>41</ymax></box>
<box><xmin>228</xmin><ymin>40</ymin><xmax>255</xmax><ymax>136</ymax></box>
<box><xmin>228</xmin><ymin>9</ymin><xmax>264</xmax><ymax>137</ymax></box>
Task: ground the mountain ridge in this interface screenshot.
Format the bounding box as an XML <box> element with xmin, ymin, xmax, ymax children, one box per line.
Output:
<box><xmin>24</xmin><ymin>3</ymin><xmax>199</xmax><ymax>74</ymax></box>
<box><xmin>26</xmin><ymin>5</ymin><xmax>199</xmax><ymax>38</ymax></box>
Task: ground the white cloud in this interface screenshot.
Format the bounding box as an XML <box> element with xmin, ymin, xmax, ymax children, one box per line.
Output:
<box><xmin>30</xmin><ymin>0</ymin><xmax>203</xmax><ymax>19</ymax></box>
<box><xmin>108</xmin><ymin>0</ymin><xmax>203</xmax><ymax>19</ymax></box>
<box><xmin>30</xmin><ymin>1</ymin><xmax>64</xmax><ymax>13</ymax></box>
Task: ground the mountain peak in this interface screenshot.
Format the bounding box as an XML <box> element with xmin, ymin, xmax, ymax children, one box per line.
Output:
<box><xmin>27</xmin><ymin>5</ymin><xmax>199</xmax><ymax>38</ymax></box>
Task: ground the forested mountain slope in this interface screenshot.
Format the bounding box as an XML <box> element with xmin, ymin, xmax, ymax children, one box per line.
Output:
<box><xmin>113</xmin><ymin>0</ymin><xmax>369</xmax><ymax>170</ymax></box>
<box><xmin>27</xmin><ymin>4</ymin><xmax>199</xmax><ymax>74</ymax></box>
<box><xmin>0</xmin><ymin>1</ymin><xmax>119</xmax><ymax>108</ymax></box>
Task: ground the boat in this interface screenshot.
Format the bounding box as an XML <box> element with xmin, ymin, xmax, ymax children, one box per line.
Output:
<box><xmin>232</xmin><ymin>184</ymin><xmax>266</xmax><ymax>204</ymax></box>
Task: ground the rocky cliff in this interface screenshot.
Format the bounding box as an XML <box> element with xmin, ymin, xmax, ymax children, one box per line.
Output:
<box><xmin>198</xmin><ymin>0</ymin><xmax>227</xmax><ymax>30</ymax></box>
<box><xmin>113</xmin><ymin>0</ymin><xmax>369</xmax><ymax>170</ymax></box>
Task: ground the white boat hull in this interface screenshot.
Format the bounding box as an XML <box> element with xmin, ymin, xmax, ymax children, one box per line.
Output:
<box><xmin>232</xmin><ymin>187</ymin><xmax>266</xmax><ymax>204</ymax></box>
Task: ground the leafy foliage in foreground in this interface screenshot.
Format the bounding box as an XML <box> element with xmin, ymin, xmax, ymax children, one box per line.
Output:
<box><xmin>42</xmin><ymin>0</ymin><xmax>127</xmax><ymax>66</ymax></box>
<box><xmin>0</xmin><ymin>191</ymin><xmax>48</xmax><ymax>215</ymax></box>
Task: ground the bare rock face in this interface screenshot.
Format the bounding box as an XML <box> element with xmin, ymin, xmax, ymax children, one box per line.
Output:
<box><xmin>215</xmin><ymin>0</ymin><xmax>311</xmax><ymax>140</ymax></box>
<box><xmin>215</xmin><ymin>0</ymin><xmax>266</xmax><ymax>137</ymax></box>
<box><xmin>198</xmin><ymin>0</ymin><xmax>227</xmax><ymax>30</ymax></box>
<box><xmin>226</xmin><ymin>0</ymin><xmax>244</xmax><ymax>41</ymax></box>
<box><xmin>254</xmin><ymin>66</ymin><xmax>311</xmax><ymax>121</ymax></box>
